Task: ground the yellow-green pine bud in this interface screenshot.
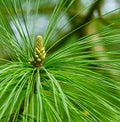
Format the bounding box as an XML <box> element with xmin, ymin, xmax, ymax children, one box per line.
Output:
<box><xmin>35</xmin><ymin>47</ymin><xmax>40</xmax><ymax>54</ymax></box>
<box><xmin>37</xmin><ymin>58</ymin><xmax>41</xmax><ymax>62</ymax></box>
<box><xmin>36</xmin><ymin>36</ymin><xmax>43</xmax><ymax>50</ymax></box>
<box><xmin>42</xmin><ymin>50</ymin><xmax>45</xmax><ymax>54</ymax></box>
<box><xmin>35</xmin><ymin>54</ymin><xmax>39</xmax><ymax>58</ymax></box>
<box><xmin>39</xmin><ymin>52</ymin><xmax>42</xmax><ymax>57</ymax></box>
<box><xmin>34</xmin><ymin>51</ymin><xmax>37</xmax><ymax>55</ymax></box>
<box><xmin>41</xmin><ymin>53</ymin><xmax>46</xmax><ymax>60</ymax></box>
<box><xmin>29</xmin><ymin>58</ymin><xmax>34</xmax><ymax>62</ymax></box>
<box><xmin>40</xmin><ymin>47</ymin><xmax>45</xmax><ymax>52</ymax></box>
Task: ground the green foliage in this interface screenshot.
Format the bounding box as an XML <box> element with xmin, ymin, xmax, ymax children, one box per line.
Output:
<box><xmin>0</xmin><ymin>0</ymin><xmax>120</xmax><ymax>122</ymax></box>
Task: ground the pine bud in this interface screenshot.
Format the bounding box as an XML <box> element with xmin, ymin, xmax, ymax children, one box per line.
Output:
<box><xmin>35</xmin><ymin>54</ymin><xmax>39</xmax><ymax>58</ymax></box>
<box><xmin>28</xmin><ymin>35</ymin><xmax>46</xmax><ymax>67</ymax></box>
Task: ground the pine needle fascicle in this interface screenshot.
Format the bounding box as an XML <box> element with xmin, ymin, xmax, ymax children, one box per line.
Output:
<box><xmin>0</xmin><ymin>0</ymin><xmax>120</xmax><ymax>122</ymax></box>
